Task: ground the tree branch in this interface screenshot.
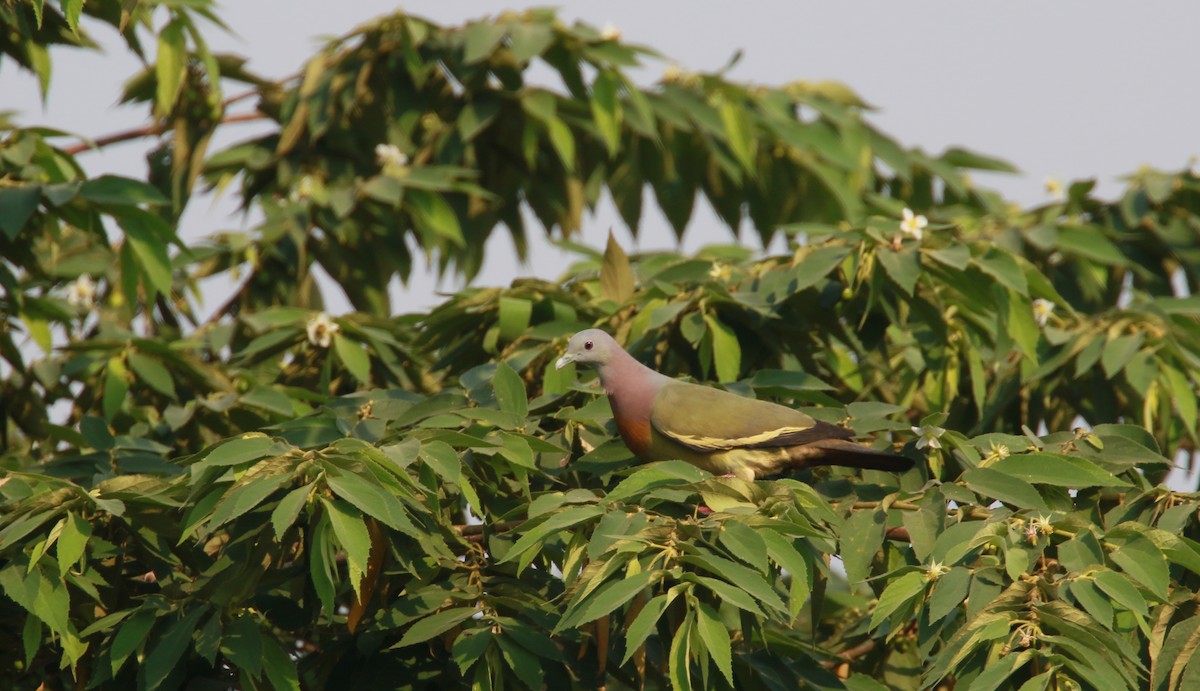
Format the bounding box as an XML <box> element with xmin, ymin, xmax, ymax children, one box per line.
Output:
<box><xmin>63</xmin><ymin>111</ymin><xmax>267</xmax><ymax>155</ymax></box>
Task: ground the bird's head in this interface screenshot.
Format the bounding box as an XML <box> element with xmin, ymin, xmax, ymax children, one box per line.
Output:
<box><xmin>556</xmin><ymin>329</ymin><xmax>620</xmax><ymax>370</ymax></box>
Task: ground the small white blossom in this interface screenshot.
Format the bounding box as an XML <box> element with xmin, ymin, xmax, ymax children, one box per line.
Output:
<box><xmin>663</xmin><ymin>64</ymin><xmax>683</xmax><ymax>83</ymax></box>
<box><xmin>1032</xmin><ymin>298</ymin><xmax>1055</xmax><ymax>327</ymax></box>
<box><xmin>926</xmin><ymin>559</ymin><xmax>951</xmax><ymax>581</ymax></box>
<box><xmin>66</xmin><ymin>274</ymin><xmax>97</xmax><ymax>309</ymax></box>
<box><xmin>306</xmin><ymin>312</ymin><xmax>340</xmax><ymax>348</ymax></box>
<box><xmin>982</xmin><ymin>441</ymin><xmax>1011</xmax><ymax>465</ymax></box>
<box><xmin>708</xmin><ymin>262</ymin><xmax>732</xmax><ymax>282</ymax></box>
<box><xmin>600</xmin><ymin>23</ymin><xmax>621</xmax><ymax>41</ymax></box>
<box><xmin>912</xmin><ymin>424</ymin><xmax>945</xmax><ymax>450</ymax></box>
<box><xmin>1045</xmin><ymin>177</ymin><xmax>1065</xmax><ymax>201</ymax></box>
<box><xmin>900</xmin><ymin>208</ymin><xmax>928</xmax><ymax>240</ymax></box>
<box><xmin>375</xmin><ymin>143</ymin><xmax>409</xmax><ymax>169</ymax></box>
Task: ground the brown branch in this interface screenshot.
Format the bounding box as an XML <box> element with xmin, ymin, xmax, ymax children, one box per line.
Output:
<box><xmin>63</xmin><ymin>111</ymin><xmax>267</xmax><ymax>155</ymax></box>
<box><xmin>819</xmin><ymin>638</ymin><xmax>879</xmax><ymax>672</ymax></box>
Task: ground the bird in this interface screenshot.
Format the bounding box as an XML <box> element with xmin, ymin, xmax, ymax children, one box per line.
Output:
<box><xmin>555</xmin><ymin>329</ymin><xmax>914</xmax><ymax>482</ymax></box>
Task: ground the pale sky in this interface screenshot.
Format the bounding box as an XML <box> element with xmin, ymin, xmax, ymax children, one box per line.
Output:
<box><xmin>5</xmin><ymin>1</ymin><xmax>1199</xmax><ymax>313</ymax></box>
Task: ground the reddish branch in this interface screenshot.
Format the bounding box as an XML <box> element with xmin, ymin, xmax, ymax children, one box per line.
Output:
<box><xmin>63</xmin><ymin>111</ymin><xmax>267</xmax><ymax>155</ymax></box>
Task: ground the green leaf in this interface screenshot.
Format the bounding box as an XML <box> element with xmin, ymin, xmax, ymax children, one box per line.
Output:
<box><xmin>201</xmin><ymin>435</ymin><xmax>283</xmax><ymax>467</ymax></box>
<box><xmin>557</xmin><ymin>569</ymin><xmax>660</xmax><ymax>633</ymax></box>
<box><xmin>974</xmin><ymin>247</ymin><xmax>1028</xmax><ymax>295</ymax></box>
<box><xmin>704</xmin><ymin>315</ymin><xmax>741</xmax><ymax>382</ymax></box>
<box><xmin>591</xmin><ymin>70</ymin><xmax>621</xmax><ymax>156</ymax></box>
<box><xmin>989</xmin><ymin>453</ymin><xmax>1127</xmax><ymax>488</ymax></box>
<box><xmin>877</xmin><ymin>246</ymin><xmax>921</xmax><ymax>295</ymax></box>
<box><xmin>117</xmin><ymin>210</ymin><xmax>174</xmax><ymax>296</ymax></box>
<box><xmin>396</xmin><ymin>607</ymin><xmax>481</xmax><ymax>648</ymax></box>
<box><xmin>502</xmin><ymin>505</ymin><xmax>605</xmax><ymax>566</ymax></box>
<box><xmin>55</xmin><ymin>512</ymin><xmax>90</xmax><ymax>577</ymax></box>
<box><xmin>1069</xmin><ymin>578</ymin><xmax>1113</xmax><ymax>629</ymax></box>
<box><xmin>261</xmin><ymin>636</ymin><xmax>301</xmax><ymax>691</ymax></box>
<box><xmin>621</xmin><ymin>593</ymin><xmax>672</xmax><ymax>664</ymax></box>
<box><xmin>497</xmin><ymin>296</ymin><xmax>533</xmax><ymax>341</ymax></box>
<box><xmin>492</xmin><ymin>362</ymin><xmax>528</xmax><ymax>419</ymax></box>
<box><xmin>127</xmin><ymin>351</ymin><xmax>177</xmax><ymax>400</ymax></box>
<box><xmin>669</xmin><ymin>611</ymin><xmax>693</xmax><ymax>691</ymax></box>
<box><xmin>600</xmin><ymin>232</ymin><xmax>635</xmax><ymax>303</ymax></box>
<box><xmin>961</xmin><ymin>467</ymin><xmax>1049</xmax><ymax>511</ymax></box>
<box><xmin>0</xmin><ymin>186</ymin><xmax>41</xmax><ymax>239</ymax></box>
<box><xmin>143</xmin><ymin>607</ymin><xmax>206</xmax><ymax>690</ymax></box>
<box><xmin>322</xmin><ymin>497</ymin><xmax>372</xmax><ymax>595</ymax></box>
<box><xmin>463</xmin><ymin>20</ymin><xmax>507</xmax><ymax>63</ymax></box>
<box><xmin>208</xmin><ymin>474</ymin><xmax>290</xmax><ymax>530</ymax></box>
<box><xmin>695</xmin><ymin>601</ymin><xmax>734</xmax><ymax>686</ymax></box>
<box><xmin>110</xmin><ymin>608</ymin><xmax>156</xmax><ymax>675</ymax></box>
<box><xmin>966</xmin><ymin>650</ymin><xmax>1033</xmax><ymax>691</ymax></box>
<box><xmin>718</xmin><ymin>99</ymin><xmax>755</xmax><ymax>172</ymax></box>
<box><xmin>1057</xmin><ymin>530</ymin><xmax>1105</xmax><ymax>572</ymax></box>
<box><xmin>719</xmin><ymin>520</ymin><xmax>769</xmax><ymax>574</ymax></box>
<box><xmin>407</xmin><ymin>189</ymin><xmax>464</xmax><ymax>246</ymax></box>
<box><xmin>1109</xmin><ymin>535</ymin><xmax>1169</xmax><ymax>601</ymax></box>
<box><xmin>220</xmin><ymin>615</ymin><xmax>263</xmax><ymax>676</ymax></box>
<box><xmin>79</xmin><ymin>175</ymin><xmax>169</xmax><ymax>206</ymax></box>
<box><xmin>927</xmin><ymin>566</ymin><xmax>971</xmax><ymax>623</ymax></box>
<box><xmin>324</xmin><ymin>468</ymin><xmax>418</xmax><ymax>537</ymax></box>
<box><xmin>495</xmin><ymin>634</ymin><xmax>544</xmax><ymax>690</ymax></box>
<box><xmin>270</xmin><ymin>484</ymin><xmax>312</xmax><ymax>538</ymax></box>
<box><xmin>840</xmin><ymin>508</ymin><xmax>885</xmax><ymax>584</ymax></box>
<box><xmin>1101</xmin><ymin>333</ymin><xmax>1145</xmax><ymax>379</ymax></box>
<box><xmin>103</xmin><ymin>356</ymin><xmax>129</xmax><ymax>421</ymax></box>
<box><xmin>605</xmin><ymin>461</ymin><xmax>710</xmax><ymax>504</ymax></box>
<box><xmin>156</xmin><ymin>19</ymin><xmax>187</xmax><ymax>117</ymax></box>
<box><xmin>869</xmin><ymin>570</ymin><xmax>926</xmax><ymax>629</ymax></box>
<box><xmin>333</xmin><ymin>333</ymin><xmax>371</xmax><ymax>384</ymax></box>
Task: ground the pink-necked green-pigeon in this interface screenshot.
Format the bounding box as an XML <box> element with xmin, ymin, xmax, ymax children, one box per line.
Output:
<box><xmin>556</xmin><ymin>329</ymin><xmax>913</xmax><ymax>482</ymax></box>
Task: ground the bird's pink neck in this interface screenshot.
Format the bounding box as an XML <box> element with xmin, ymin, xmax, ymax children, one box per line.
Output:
<box><xmin>598</xmin><ymin>349</ymin><xmax>665</xmax><ymax>416</ymax></box>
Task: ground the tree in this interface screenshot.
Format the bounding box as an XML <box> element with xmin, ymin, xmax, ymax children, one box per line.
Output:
<box><xmin>3</xmin><ymin>3</ymin><xmax>1200</xmax><ymax>689</ymax></box>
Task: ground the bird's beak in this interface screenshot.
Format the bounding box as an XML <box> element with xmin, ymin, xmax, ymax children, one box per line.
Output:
<box><xmin>555</xmin><ymin>354</ymin><xmax>574</xmax><ymax>370</ymax></box>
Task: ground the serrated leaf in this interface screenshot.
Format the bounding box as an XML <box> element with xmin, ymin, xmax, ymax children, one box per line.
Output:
<box><xmin>557</xmin><ymin>568</ymin><xmax>659</xmax><ymax>633</ymax></box>
<box><xmin>870</xmin><ymin>570</ymin><xmax>926</xmax><ymax>629</ymax></box>
<box><xmin>990</xmin><ymin>453</ymin><xmax>1127</xmax><ymax>488</ymax></box>
<box><xmin>718</xmin><ymin>520</ymin><xmax>769</xmax><ymax>574</ymax></box>
<box><xmin>1102</xmin><ymin>333</ymin><xmax>1145</xmax><ymax>379</ymax></box>
<box><xmin>502</xmin><ymin>505</ymin><xmax>605</xmax><ymax>567</ymax></box>
<box><xmin>877</xmin><ymin>246</ymin><xmax>921</xmax><ymax>295</ymax></box>
<box><xmin>622</xmin><ymin>593</ymin><xmax>672</xmax><ymax>665</ymax></box>
<box><xmin>962</xmin><ymin>467</ymin><xmax>1049</xmax><ymax>511</ymax></box>
<box><xmin>270</xmin><ymin>484</ymin><xmax>311</xmax><ymax>538</ymax></box>
<box><xmin>325</xmin><ymin>468</ymin><xmax>419</xmax><ymax>537</ymax></box>
<box><xmin>0</xmin><ymin>186</ymin><xmax>41</xmax><ymax>239</ymax></box>
<box><xmin>695</xmin><ymin>601</ymin><xmax>734</xmax><ymax>686</ymax></box>
<box><xmin>1109</xmin><ymin>535</ymin><xmax>1169</xmax><ymax>601</ymax></box>
<box><xmin>143</xmin><ymin>607</ymin><xmax>206</xmax><ymax>690</ymax></box>
<box><xmin>322</xmin><ymin>498</ymin><xmax>371</xmax><ymax>597</ymax></box>
<box><xmin>840</xmin><ymin>509</ymin><xmax>885</xmax><ymax>584</ymax></box>
<box><xmin>927</xmin><ymin>566</ymin><xmax>971</xmax><ymax>623</ymax></box>
<box><xmin>396</xmin><ymin>607</ymin><xmax>481</xmax><ymax>648</ymax></box>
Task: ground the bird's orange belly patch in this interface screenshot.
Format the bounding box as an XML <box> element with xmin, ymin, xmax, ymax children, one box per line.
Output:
<box><xmin>616</xmin><ymin>416</ymin><xmax>653</xmax><ymax>458</ymax></box>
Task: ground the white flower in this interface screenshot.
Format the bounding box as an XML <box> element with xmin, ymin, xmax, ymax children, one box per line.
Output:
<box><xmin>926</xmin><ymin>559</ymin><xmax>951</xmax><ymax>581</ymax></box>
<box><xmin>900</xmin><ymin>208</ymin><xmax>928</xmax><ymax>240</ymax></box>
<box><xmin>1032</xmin><ymin>298</ymin><xmax>1055</xmax><ymax>327</ymax></box>
<box><xmin>306</xmin><ymin>312</ymin><xmax>340</xmax><ymax>348</ymax></box>
<box><xmin>375</xmin><ymin>143</ymin><xmax>409</xmax><ymax>169</ymax></box>
<box><xmin>66</xmin><ymin>274</ymin><xmax>97</xmax><ymax>309</ymax></box>
<box><xmin>982</xmin><ymin>441</ymin><xmax>1011</xmax><ymax>465</ymax></box>
<box><xmin>912</xmin><ymin>424</ymin><xmax>945</xmax><ymax>450</ymax></box>
<box><xmin>600</xmin><ymin>23</ymin><xmax>621</xmax><ymax>41</ymax></box>
<box><xmin>663</xmin><ymin>64</ymin><xmax>683</xmax><ymax>83</ymax></box>
<box><xmin>708</xmin><ymin>262</ymin><xmax>732</xmax><ymax>282</ymax></box>
<box><xmin>1045</xmin><ymin>177</ymin><xmax>1065</xmax><ymax>201</ymax></box>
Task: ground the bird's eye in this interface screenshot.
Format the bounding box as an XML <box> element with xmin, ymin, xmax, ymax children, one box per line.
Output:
<box><xmin>584</xmin><ymin>341</ymin><xmax>594</xmax><ymax>351</ymax></box>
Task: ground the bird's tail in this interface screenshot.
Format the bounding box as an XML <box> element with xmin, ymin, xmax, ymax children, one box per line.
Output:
<box><xmin>802</xmin><ymin>439</ymin><xmax>915</xmax><ymax>473</ymax></box>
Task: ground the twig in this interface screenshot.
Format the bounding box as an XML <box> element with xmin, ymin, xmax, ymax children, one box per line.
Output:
<box><xmin>63</xmin><ymin>111</ymin><xmax>267</xmax><ymax>155</ymax></box>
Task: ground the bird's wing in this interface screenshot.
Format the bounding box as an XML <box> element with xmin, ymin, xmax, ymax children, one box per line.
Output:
<box><xmin>649</xmin><ymin>381</ymin><xmax>852</xmax><ymax>452</ymax></box>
